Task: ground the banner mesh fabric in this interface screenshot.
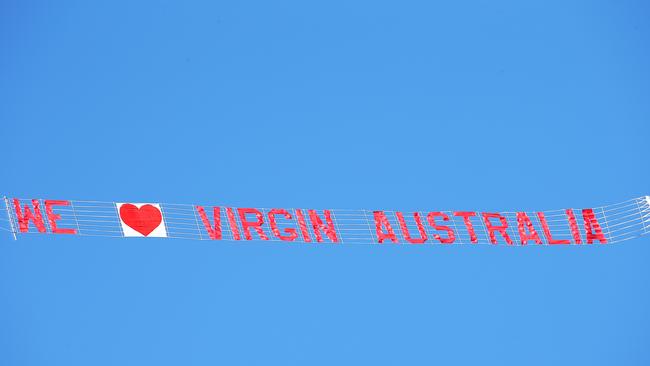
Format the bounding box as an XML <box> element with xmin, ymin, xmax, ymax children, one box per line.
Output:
<box><xmin>3</xmin><ymin>196</ymin><xmax>650</xmax><ymax>245</ymax></box>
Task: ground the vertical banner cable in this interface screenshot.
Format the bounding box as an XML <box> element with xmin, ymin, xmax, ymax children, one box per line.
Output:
<box><xmin>3</xmin><ymin>196</ymin><xmax>17</xmax><ymax>240</ymax></box>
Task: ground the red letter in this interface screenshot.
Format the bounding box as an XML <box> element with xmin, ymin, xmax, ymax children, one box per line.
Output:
<box><xmin>226</xmin><ymin>207</ymin><xmax>241</xmax><ymax>240</ymax></box>
<box><xmin>13</xmin><ymin>198</ymin><xmax>46</xmax><ymax>233</ymax></box>
<box><xmin>196</xmin><ymin>206</ymin><xmax>222</xmax><ymax>240</ymax></box>
<box><xmin>536</xmin><ymin>212</ymin><xmax>570</xmax><ymax>245</ymax></box>
<box><xmin>308</xmin><ymin>210</ymin><xmax>338</xmax><ymax>243</ymax></box>
<box><xmin>566</xmin><ymin>209</ymin><xmax>582</xmax><ymax>244</ymax></box>
<box><xmin>453</xmin><ymin>212</ymin><xmax>478</xmax><ymax>243</ymax></box>
<box><xmin>44</xmin><ymin>200</ymin><xmax>76</xmax><ymax>234</ymax></box>
<box><xmin>482</xmin><ymin>212</ymin><xmax>513</xmax><ymax>245</ymax></box>
<box><xmin>582</xmin><ymin>208</ymin><xmax>607</xmax><ymax>244</ymax></box>
<box><xmin>237</xmin><ymin>208</ymin><xmax>269</xmax><ymax>241</ymax></box>
<box><xmin>373</xmin><ymin>211</ymin><xmax>398</xmax><ymax>243</ymax></box>
<box><xmin>516</xmin><ymin>212</ymin><xmax>541</xmax><ymax>245</ymax></box>
<box><xmin>396</xmin><ymin>212</ymin><xmax>427</xmax><ymax>244</ymax></box>
<box><xmin>294</xmin><ymin>209</ymin><xmax>312</xmax><ymax>242</ymax></box>
<box><xmin>426</xmin><ymin>212</ymin><xmax>455</xmax><ymax>244</ymax></box>
<box><xmin>268</xmin><ymin>209</ymin><xmax>298</xmax><ymax>241</ymax></box>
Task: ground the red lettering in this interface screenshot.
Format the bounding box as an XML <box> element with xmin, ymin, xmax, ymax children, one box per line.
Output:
<box><xmin>566</xmin><ymin>209</ymin><xmax>582</xmax><ymax>244</ymax></box>
<box><xmin>44</xmin><ymin>200</ymin><xmax>76</xmax><ymax>234</ymax></box>
<box><xmin>482</xmin><ymin>212</ymin><xmax>513</xmax><ymax>245</ymax></box>
<box><xmin>516</xmin><ymin>212</ymin><xmax>541</xmax><ymax>245</ymax></box>
<box><xmin>237</xmin><ymin>208</ymin><xmax>269</xmax><ymax>241</ymax></box>
<box><xmin>226</xmin><ymin>207</ymin><xmax>241</xmax><ymax>240</ymax></box>
<box><xmin>536</xmin><ymin>212</ymin><xmax>570</xmax><ymax>245</ymax></box>
<box><xmin>373</xmin><ymin>211</ymin><xmax>398</xmax><ymax>243</ymax></box>
<box><xmin>426</xmin><ymin>212</ymin><xmax>455</xmax><ymax>244</ymax></box>
<box><xmin>294</xmin><ymin>209</ymin><xmax>312</xmax><ymax>242</ymax></box>
<box><xmin>453</xmin><ymin>211</ymin><xmax>478</xmax><ymax>243</ymax></box>
<box><xmin>396</xmin><ymin>212</ymin><xmax>427</xmax><ymax>244</ymax></box>
<box><xmin>13</xmin><ymin>198</ymin><xmax>46</xmax><ymax>233</ymax></box>
<box><xmin>582</xmin><ymin>208</ymin><xmax>607</xmax><ymax>244</ymax></box>
<box><xmin>308</xmin><ymin>210</ymin><xmax>338</xmax><ymax>243</ymax></box>
<box><xmin>268</xmin><ymin>209</ymin><xmax>298</xmax><ymax>241</ymax></box>
<box><xmin>196</xmin><ymin>206</ymin><xmax>222</xmax><ymax>240</ymax></box>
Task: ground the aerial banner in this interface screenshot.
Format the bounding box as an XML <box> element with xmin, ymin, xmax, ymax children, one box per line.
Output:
<box><xmin>3</xmin><ymin>196</ymin><xmax>650</xmax><ymax>246</ymax></box>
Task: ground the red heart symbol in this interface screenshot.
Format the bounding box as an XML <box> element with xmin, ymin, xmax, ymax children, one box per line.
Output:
<box><xmin>119</xmin><ymin>204</ymin><xmax>163</xmax><ymax>236</ymax></box>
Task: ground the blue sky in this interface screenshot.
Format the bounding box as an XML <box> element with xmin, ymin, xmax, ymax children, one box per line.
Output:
<box><xmin>1</xmin><ymin>1</ymin><xmax>649</xmax><ymax>365</ymax></box>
